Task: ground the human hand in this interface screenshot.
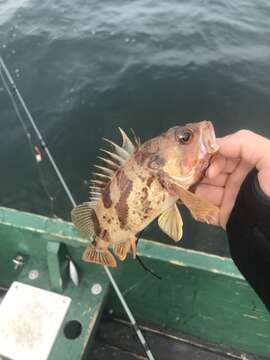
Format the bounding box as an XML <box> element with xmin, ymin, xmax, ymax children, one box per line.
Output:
<box><xmin>195</xmin><ymin>130</ymin><xmax>270</xmax><ymax>229</ymax></box>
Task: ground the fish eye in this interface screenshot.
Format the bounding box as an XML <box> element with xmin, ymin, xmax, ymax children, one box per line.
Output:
<box><xmin>178</xmin><ymin>129</ymin><xmax>193</xmax><ymax>145</ymax></box>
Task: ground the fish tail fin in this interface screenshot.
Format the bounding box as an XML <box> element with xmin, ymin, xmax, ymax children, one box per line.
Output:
<box><xmin>71</xmin><ymin>202</ymin><xmax>97</xmax><ymax>239</ymax></box>
<box><xmin>82</xmin><ymin>243</ymin><xmax>117</xmax><ymax>267</ymax></box>
<box><xmin>112</xmin><ymin>241</ymin><xmax>131</xmax><ymax>261</ymax></box>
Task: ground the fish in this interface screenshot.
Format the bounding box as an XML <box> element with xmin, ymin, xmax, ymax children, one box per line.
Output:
<box><xmin>71</xmin><ymin>120</ymin><xmax>219</xmax><ymax>268</ymax></box>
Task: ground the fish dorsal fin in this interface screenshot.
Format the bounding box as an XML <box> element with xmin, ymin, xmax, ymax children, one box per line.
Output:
<box><xmin>71</xmin><ymin>202</ymin><xmax>97</xmax><ymax>239</ymax></box>
<box><xmin>118</xmin><ymin>127</ymin><xmax>136</xmax><ymax>154</ymax></box>
<box><xmin>158</xmin><ymin>204</ymin><xmax>183</xmax><ymax>241</ymax></box>
<box><xmin>89</xmin><ymin>128</ymin><xmax>137</xmax><ymax>202</ymax></box>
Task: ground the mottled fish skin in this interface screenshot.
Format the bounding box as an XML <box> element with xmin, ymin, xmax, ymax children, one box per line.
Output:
<box><xmin>73</xmin><ymin>121</ymin><xmax>219</xmax><ymax>267</ymax></box>
<box><xmin>93</xmin><ymin>121</ymin><xmax>217</xmax><ymax>243</ymax></box>
<box><xmin>95</xmin><ymin>161</ymin><xmax>176</xmax><ymax>245</ymax></box>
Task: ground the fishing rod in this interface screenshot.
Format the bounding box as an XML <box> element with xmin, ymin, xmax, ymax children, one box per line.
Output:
<box><xmin>0</xmin><ymin>61</ymin><xmax>57</xmax><ymax>216</ymax></box>
<box><xmin>0</xmin><ymin>56</ymin><xmax>155</xmax><ymax>360</ymax></box>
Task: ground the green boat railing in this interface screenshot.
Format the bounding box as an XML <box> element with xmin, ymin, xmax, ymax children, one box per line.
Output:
<box><xmin>0</xmin><ymin>206</ymin><xmax>270</xmax><ymax>359</ymax></box>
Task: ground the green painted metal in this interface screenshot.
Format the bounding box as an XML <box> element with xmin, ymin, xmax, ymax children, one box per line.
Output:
<box><xmin>47</xmin><ymin>242</ymin><xmax>64</xmax><ymax>292</ymax></box>
<box><xmin>1</xmin><ymin>206</ymin><xmax>270</xmax><ymax>358</ymax></box>
<box><xmin>137</xmin><ymin>237</ymin><xmax>243</xmax><ymax>279</ymax></box>
<box><xmin>0</xmin><ymin>206</ymin><xmax>86</xmax><ymax>248</ymax></box>
<box><xmin>108</xmin><ymin>243</ymin><xmax>270</xmax><ymax>357</ymax></box>
<box><xmin>0</xmin><ymin>207</ymin><xmax>110</xmax><ymax>360</ymax></box>
<box><xmin>16</xmin><ymin>255</ymin><xmax>110</xmax><ymax>360</ymax></box>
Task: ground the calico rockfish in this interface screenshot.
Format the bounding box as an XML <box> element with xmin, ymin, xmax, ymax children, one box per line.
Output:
<box><xmin>72</xmin><ymin>121</ymin><xmax>219</xmax><ymax>267</ymax></box>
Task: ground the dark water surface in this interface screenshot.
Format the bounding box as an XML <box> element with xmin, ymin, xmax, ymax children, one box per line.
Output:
<box><xmin>1</xmin><ymin>0</ymin><xmax>270</xmax><ymax>256</ymax></box>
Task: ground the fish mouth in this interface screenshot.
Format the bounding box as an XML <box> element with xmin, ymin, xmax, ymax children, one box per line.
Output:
<box><xmin>197</xmin><ymin>121</ymin><xmax>219</xmax><ymax>175</ymax></box>
<box><xmin>200</xmin><ymin>121</ymin><xmax>219</xmax><ymax>155</ymax></box>
<box><xmin>170</xmin><ymin>172</ymin><xmax>195</xmax><ymax>186</ymax></box>
<box><xmin>172</xmin><ymin>121</ymin><xmax>219</xmax><ymax>188</ymax></box>
<box><xmin>199</xmin><ymin>153</ymin><xmax>218</xmax><ymax>178</ymax></box>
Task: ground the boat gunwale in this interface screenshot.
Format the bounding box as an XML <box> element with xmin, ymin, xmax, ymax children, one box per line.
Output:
<box><xmin>0</xmin><ymin>206</ymin><xmax>243</xmax><ymax>279</ymax></box>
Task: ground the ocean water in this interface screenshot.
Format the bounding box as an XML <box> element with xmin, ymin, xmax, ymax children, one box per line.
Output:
<box><xmin>1</xmin><ymin>0</ymin><xmax>270</xmax><ymax>256</ymax></box>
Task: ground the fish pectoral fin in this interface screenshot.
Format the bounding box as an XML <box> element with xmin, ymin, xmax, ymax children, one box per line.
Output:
<box><xmin>82</xmin><ymin>244</ymin><xmax>117</xmax><ymax>267</ymax></box>
<box><xmin>71</xmin><ymin>202</ymin><xmax>97</xmax><ymax>239</ymax></box>
<box><xmin>113</xmin><ymin>241</ymin><xmax>131</xmax><ymax>261</ymax></box>
<box><xmin>170</xmin><ymin>182</ymin><xmax>219</xmax><ymax>224</ymax></box>
<box><xmin>158</xmin><ymin>204</ymin><xmax>183</xmax><ymax>241</ymax></box>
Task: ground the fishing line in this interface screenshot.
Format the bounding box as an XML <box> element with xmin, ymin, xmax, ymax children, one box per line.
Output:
<box><xmin>0</xmin><ymin>66</ymin><xmax>57</xmax><ymax>216</ymax></box>
<box><xmin>0</xmin><ymin>56</ymin><xmax>156</xmax><ymax>360</ymax></box>
<box><xmin>0</xmin><ymin>57</ymin><xmax>75</xmax><ymax>208</ymax></box>
<box><xmin>136</xmin><ymin>229</ymin><xmax>162</xmax><ymax>280</ymax></box>
<box><xmin>136</xmin><ymin>256</ymin><xmax>162</xmax><ymax>280</ymax></box>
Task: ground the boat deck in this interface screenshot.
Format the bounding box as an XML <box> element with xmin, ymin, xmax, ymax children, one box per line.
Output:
<box><xmin>90</xmin><ymin>315</ymin><xmax>267</xmax><ymax>360</ymax></box>
<box><xmin>0</xmin><ymin>288</ymin><xmax>268</xmax><ymax>360</ymax></box>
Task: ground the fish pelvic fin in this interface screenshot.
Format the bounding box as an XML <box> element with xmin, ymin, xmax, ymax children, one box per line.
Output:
<box><xmin>82</xmin><ymin>244</ymin><xmax>117</xmax><ymax>267</ymax></box>
<box><xmin>112</xmin><ymin>241</ymin><xmax>131</xmax><ymax>261</ymax></box>
<box><xmin>130</xmin><ymin>240</ymin><xmax>137</xmax><ymax>259</ymax></box>
<box><xmin>158</xmin><ymin>204</ymin><xmax>183</xmax><ymax>241</ymax></box>
<box><xmin>113</xmin><ymin>234</ymin><xmax>137</xmax><ymax>261</ymax></box>
<box><xmin>71</xmin><ymin>202</ymin><xmax>98</xmax><ymax>239</ymax></box>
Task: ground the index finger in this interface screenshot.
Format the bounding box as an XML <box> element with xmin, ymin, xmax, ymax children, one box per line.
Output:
<box><xmin>206</xmin><ymin>155</ymin><xmax>239</xmax><ymax>179</ymax></box>
<box><xmin>218</xmin><ymin>130</ymin><xmax>270</xmax><ymax>170</ymax></box>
